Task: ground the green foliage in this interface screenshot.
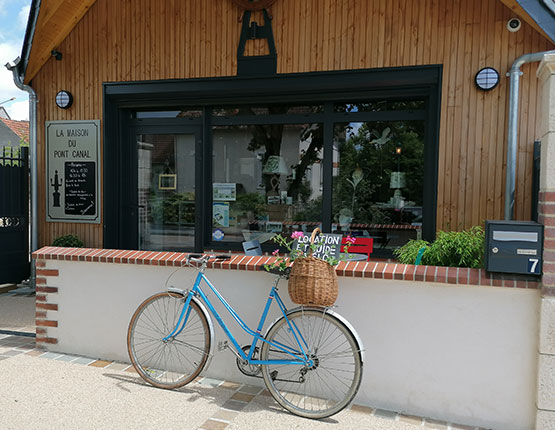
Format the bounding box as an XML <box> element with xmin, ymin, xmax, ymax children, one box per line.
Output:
<box><xmin>52</xmin><ymin>234</ymin><xmax>84</xmax><ymax>248</ymax></box>
<box><xmin>393</xmin><ymin>239</ymin><xmax>430</xmax><ymax>265</ymax></box>
<box><xmin>294</xmin><ymin>196</ymin><xmax>322</xmax><ymax>222</ymax></box>
<box><xmin>393</xmin><ymin>226</ymin><xmax>485</xmax><ymax>268</ymax></box>
<box><xmin>150</xmin><ymin>192</ymin><xmax>194</xmax><ymax>225</ymax></box>
<box><xmin>235</xmin><ymin>193</ymin><xmax>266</xmax><ymax>215</ymax></box>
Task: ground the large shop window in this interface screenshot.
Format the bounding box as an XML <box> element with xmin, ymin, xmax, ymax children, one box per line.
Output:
<box><xmin>208</xmin><ymin>101</ymin><xmax>426</xmax><ymax>254</ymax></box>
<box><xmin>123</xmin><ymin>97</ymin><xmax>432</xmax><ymax>257</ymax></box>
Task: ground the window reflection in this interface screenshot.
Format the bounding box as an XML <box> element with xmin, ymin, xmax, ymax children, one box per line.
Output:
<box><xmin>212</xmin><ymin>124</ymin><xmax>323</xmax><ymax>244</ymax></box>
<box><xmin>137</xmin><ymin>134</ymin><xmax>196</xmax><ymax>251</ymax></box>
<box><xmin>332</xmin><ymin>121</ymin><xmax>424</xmax><ymax>250</ymax></box>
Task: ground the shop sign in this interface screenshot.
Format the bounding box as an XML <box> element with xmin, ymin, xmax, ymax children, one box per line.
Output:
<box><xmin>46</xmin><ymin>120</ymin><xmax>101</xmax><ymax>223</ymax></box>
<box><xmin>293</xmin><ymin>233</ymin><xmax>342</xmax><ymax>260</ymax></box>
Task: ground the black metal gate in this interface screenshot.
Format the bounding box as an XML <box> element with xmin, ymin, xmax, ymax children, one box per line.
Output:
<box><xmin>0</xmin><ymin>146</ymin><xmax>29</xmax><ymax>284</ymax></box>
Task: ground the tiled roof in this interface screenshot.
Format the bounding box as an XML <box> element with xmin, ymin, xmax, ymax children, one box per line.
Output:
<box><xmin>0</xmin><ymin>119</ymin><xmax>29</xmax><ymax>143</ymax></box>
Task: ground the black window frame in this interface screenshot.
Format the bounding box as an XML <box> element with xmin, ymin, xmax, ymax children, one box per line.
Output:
<box><xmin>104</xmin><ymin>66</ymin><xmax>442</xmax><ymax>256</ymax></box>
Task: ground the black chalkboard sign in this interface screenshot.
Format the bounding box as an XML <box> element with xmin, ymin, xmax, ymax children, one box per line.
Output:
<box><xmin>64</xmin><ymin>161</ymin><xmax>96</xmax><ymax>216</ymax></box>
<box><xmin>292</xmin><ymin>233</ymin><xmax>342</xmax><ymax>261</ymax></box>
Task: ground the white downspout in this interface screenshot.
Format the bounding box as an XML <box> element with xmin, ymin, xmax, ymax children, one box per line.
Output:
<box><xmin>5</xmin><ymin>57</ymin><xmax>38</xmax><ymax>289</ymax></box>
<box><xmin>505</xmin><ymin>50</ymin><xmax>555</xmax><ymax>220</ymax></box>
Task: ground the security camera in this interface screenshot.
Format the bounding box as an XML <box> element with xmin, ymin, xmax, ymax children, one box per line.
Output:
<box><xmin>507</xmin><ymin>18</ymin><xmax>521</xmax><ymax>32</ymax></box>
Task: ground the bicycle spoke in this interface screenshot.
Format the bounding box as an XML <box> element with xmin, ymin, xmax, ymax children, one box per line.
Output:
<box><xmin>128</xmin><ymin>293</ymin><xmax>210</xmax><ymax>389</ymax></box>
<box><xmin>261</xmin><ymin>310</ymin><xmax>362</xmax><ymax>419</ymax></box>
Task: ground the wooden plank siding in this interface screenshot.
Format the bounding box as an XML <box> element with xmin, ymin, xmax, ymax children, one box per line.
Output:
<box><xmin>30</xmin><ymin>0</ymin><xmax>554</xmax><ymax>248</ymax></box>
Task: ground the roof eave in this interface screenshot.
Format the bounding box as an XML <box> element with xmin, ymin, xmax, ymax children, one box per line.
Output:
<box><xmin>517</xmin><ymin>0</ymin><xmax>555</xmax><ymax>43</ymax></box>
<box><xmin>18</xmin><ymin>0</ymin><xmax>42</xmax><ymax>82</ymax></box>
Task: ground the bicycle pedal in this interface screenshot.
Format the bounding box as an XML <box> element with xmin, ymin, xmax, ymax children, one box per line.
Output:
<box><xmin>218</xmin><ymin>340</ymin><xmax>228</xmax><ymax>351</ymax></box>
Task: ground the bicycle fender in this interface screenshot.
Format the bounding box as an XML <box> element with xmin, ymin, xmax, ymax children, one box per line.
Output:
<box><xmin>264</xmin><ymin>306</ymin><xmax>365</xmax><ymax>364</ymax></box>
<box><xmin>166</xmin><ymin>288</ymin><xmax>216</xmax><ymax>371</ymax></box>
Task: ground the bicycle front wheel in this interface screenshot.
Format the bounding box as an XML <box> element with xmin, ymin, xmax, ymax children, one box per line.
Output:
<box><xmin>127</xmin><ymin>292</ymin><xmax>210</xmax><ymax>389</ymax></box>
<box><xmin>261</xmin><ymin>308</ymin><xmax>362</xmax><ymax>419</ymax></box>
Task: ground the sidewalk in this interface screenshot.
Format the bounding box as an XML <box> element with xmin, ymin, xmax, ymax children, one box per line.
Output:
<box><xmin>0</xmin><ymin>332</ymin><xmax>485</xmax><ymax>430</ymax></box>
<box><xmin>0</xmin><ymin>286</ymin><xmax>35</xmax><ymax>331</ymax></box>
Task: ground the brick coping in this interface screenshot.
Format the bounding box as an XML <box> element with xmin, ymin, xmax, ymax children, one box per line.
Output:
<box><xmin>32</xmin><ymin>246</ymin><xmax>540</xmax><ymax>289</ymax></box>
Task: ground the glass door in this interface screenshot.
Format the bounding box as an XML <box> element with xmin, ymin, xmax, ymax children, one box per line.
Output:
<box><xmin>135</xmin><ymin>130</ymin><xmax>201</xmax><ymax>251</ymax></box>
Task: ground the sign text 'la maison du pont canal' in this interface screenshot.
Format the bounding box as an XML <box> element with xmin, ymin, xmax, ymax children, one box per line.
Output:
<box><xmin>46</xmin><ymin>120</ymin><xmax>101</xmax><ymax>223</ymax></box>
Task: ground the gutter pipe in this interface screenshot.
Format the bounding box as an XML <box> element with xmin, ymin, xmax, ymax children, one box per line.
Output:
<box><xmin>5</xmin><ymin>58</ymin><xmax>38</xmax><ymax>289</ymax></box>
<box><xmin>4</xmin><ymin>0</ymin><xmax>41</xmax><ymax>289</ymax></box>
<box><xmin>505</xmin><ymin>49</ymin><xmax>555</xmax><ymax>220</ymax></box>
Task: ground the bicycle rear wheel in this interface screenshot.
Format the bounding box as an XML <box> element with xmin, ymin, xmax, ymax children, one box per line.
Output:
<box><xmin>127</xmin><ymin>292</ymin><xmax>210</xmax><ymax>389</ymax></box>
<box><xmin>260</xmin><ymin>308</ymin><xmax>362</xmax><ymax>419</ymax></box>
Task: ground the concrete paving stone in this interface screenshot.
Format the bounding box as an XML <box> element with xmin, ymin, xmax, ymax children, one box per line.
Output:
<box><xmin>89</xmin><ymin>360</ymin><xmax>112</xmax><ymax>368</ymax></box>
<box><xmin>258</xmin><ymin>389</ymin><xmax>273</xmax><ymax>397</ymax></box>
<box><xmin>2</xmin><ymin>335</ymin><xmax>29</xmax><ymax>342</ymax></box>
<box><xmin>220</xmin><ymin>381</ymin><xmax>241</xmax><ymax>390</ymax></box>
<box><xmin>1</xmin><ymin>349</ymin><xmax>23</xmax><ymax>357</ymax></box>
<box><xmin>230</xmin><ymin>392</ymin><xmax>255</xmax><ymax>403</ymax></box>
<box><xmin>105</xmin><ymin>362</ymin><xmax>131</xmax><ymax>371</ymax></box>
<box><xmin>200</xmin><ymin>419</ymin><xmax>229</xmax><ymax>430</ymax></box>
<box><xmin>237</xmin><ymin>384</ymin><xmax>264</xmax><ymax>395</ymax></box>
<box><xmin>15</xmin><ymin>343</ymin><xmax>36</xmax><ymax>351</ymax></box>
<box><xmin>54</xmin><ymin>354</ymin><xmax>80</xmax><ymax>362</ymax></box>
<box><xmin>0</xmin><ymin>339</ymin><xmax>25</xmax><ymax>345</ymax></box>
<box><xmin>198</xmin><ymin>377</ymin><xmax>224</xmax><ymax>388</ymax></box>
<box><xmin>124</xmin><ymin>366</ymin><xmax>137</xmax><ymax>373</ymax></box>
<box><xmin>221</xmin><ymin>399</ymin><xmax>249</xmax><ymax>412</ymax></box>
<box><xmin>399</xmin><ymin>414</ymin><xmax>423</xmax><ymax>425</ymax></box>
<box><xmin>39</xmin><ymin>352</ymin><xmax>64</xmax><ymax>360</ymax></box>
<box><xmin>450</xmin><ymin>424</ymin><xmax>476</xmax><ymax>430</ymax></box>
<box><xmin>71</xmin><ymin>357</ymin><xmax>96</xmax><ymax>365</ymax></box>
<box><xmin>0</xmin><ymin>343</ymin><xmax>22</xmax><ymax>350</ymax></box>
<box><xmin>425</xmin><ymin>418</ymin><xmax>449</xmax><ymax>429</ymax></box>
<box><xmin>6</xmin><ymin>340</ymin><xmax>35</xmax><ymax>347</ymax></box>
<box><xmin>25</xmin><ymin>350</ymin><xmax>46</xmax><ymax>357</ymax></box>
<box><xmin>212</xmin><ymin>409</ymin><xmax>238</xmax><ymax>422</ymax></box>
<box><xmin>374</xmin><ymin>409</ymin><xmax>399</xmax><ymax>420</ymax></box>
<box><xmin>351</xmin><ymin>404</ymin><xmax>375</xmax><ymax>414</ymax></box>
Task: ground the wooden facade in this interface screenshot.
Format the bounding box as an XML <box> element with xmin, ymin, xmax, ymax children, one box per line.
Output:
<box><xmin>29</xmin><ymin>0</ymin><xmax>554</xmax><ymax>248</ymax></box>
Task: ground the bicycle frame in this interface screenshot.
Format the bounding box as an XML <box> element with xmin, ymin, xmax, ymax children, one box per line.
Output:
<box><xmin>163</xmin><ymin>269</ymin><xmax>313</xmax><ymax>367</ymax></box>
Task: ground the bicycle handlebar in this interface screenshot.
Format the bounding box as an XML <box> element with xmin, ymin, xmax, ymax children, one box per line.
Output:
<box><xmin>186</xmin><ymin>254</ymin><xmax>231</xmax><ymax>265</ymax></box>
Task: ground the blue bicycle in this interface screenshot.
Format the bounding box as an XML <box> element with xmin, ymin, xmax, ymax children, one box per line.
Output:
<box><xmin>127</xmin><ymin>254</ymin><xmax>363</xmax><ymax>419</ymax></box>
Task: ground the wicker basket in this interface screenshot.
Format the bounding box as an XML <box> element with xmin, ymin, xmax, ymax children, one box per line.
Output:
<box><xmin>288</xmin><ymin>228</ymin><xmax>338</xmax><ymax>306</ymax></box>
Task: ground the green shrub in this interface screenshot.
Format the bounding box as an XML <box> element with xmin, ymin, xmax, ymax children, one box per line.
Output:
<box><xmin>52</xmin><ymin>234</ymin><xmax>84</xmax><ymax>248</ymax></box>
<box><xmin>393</xmin><ymin>239</ymin><xmax>429</xmax><ymax>265</ymax></box>
<box><xmin>394</xmin><ymin>226</ymin><xmax>485</xmax><ymax>268</ymax></box>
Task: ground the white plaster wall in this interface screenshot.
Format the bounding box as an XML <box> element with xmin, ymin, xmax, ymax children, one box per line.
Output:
<box><xmin>46</xmin><ymin>260</ymin><xmax>539</xmax><ymax>430</ymax></box>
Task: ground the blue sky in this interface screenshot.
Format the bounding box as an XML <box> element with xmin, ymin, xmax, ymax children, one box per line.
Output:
<box><xmin>0</xmin><ymin>0</ymin><xmax>31</xmax><ymax>120</ymax></box>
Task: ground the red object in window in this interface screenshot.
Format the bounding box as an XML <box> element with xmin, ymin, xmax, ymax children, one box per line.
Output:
<box><xmin>340</xmin><ymin>237</ymin><xmax>373</xmax><ymax>261</ymax></box>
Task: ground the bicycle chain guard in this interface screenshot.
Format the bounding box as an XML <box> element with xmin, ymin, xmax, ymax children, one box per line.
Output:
<box><xmin>236</xmin><ymin>345</ymin><xmax>262</xmax><ymax>377</ymax></box>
